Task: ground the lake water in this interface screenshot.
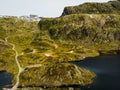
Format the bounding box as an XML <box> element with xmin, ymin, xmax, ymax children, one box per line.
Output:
<box><xmin>0</xmin><ymin>55</ymin><xmax>120</xmax><ymax>90</ymax></box>
<box><xmin>0</xmin><ymin>71</ymin><xmax>13</xmax><ymax>90</ymax></box>
<box><xmin>74</xmin><ymin>55</ymin><xmax>120</xmax><ymax>90</ymax></box>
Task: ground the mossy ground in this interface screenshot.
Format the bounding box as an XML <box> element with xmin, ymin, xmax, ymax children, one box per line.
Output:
<box><xmin>62</xmin><ymin>0</ymin><xmax>120</xmax><ymax>15</ymax></box>
<box><xmin>18</xmin><ymin>40</ymin><xmax>99</xmax><ymax>68</ymax></box>
<box><xmin>19</xmin><ymin>63</ymin><xmax>95</xmax><ymax>87</ymax></box>
<box><xmin>0</xmin><ymin>17</ymin><xmax>97</xmax><ymax>88</ymax></box>
<box><xmin>0</xmin><ymin>17</ymin><xmax>39</xmax><ymax>85</ymax></box>
<box><xmin>0</xmin><ymin>0</ymin><xmax>120</xmax><ymax>89</ymax></box>
<box><xmin>17</xmin><ymin>87</ymin><xmax>81</xmax><ymax>90</ymax></box>
<box><xmin>39</xmin><ymin>14</ymin><xmax>120</xmax><ymax>54</ymax></box>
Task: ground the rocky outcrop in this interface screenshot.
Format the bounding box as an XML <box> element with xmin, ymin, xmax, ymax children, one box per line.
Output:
<box><xmin>62</xmin><ymin>1</ymin><xmax>120</xmax><ymax>16</ymax></box>
<box><xmin>19</xmin><ymin>63</ymin><xmax>95</xmax><ymax>87</ymax></box>
<box><xmin>39</xmin><ymin>14</ymin><xmax>120</xmax><ymax>42</ymax></box>
<box><xmin>38</xmin><ymin>1</ymin><xmax>120</xmax><ymax>55</ymax></box>
<box><xmin>39</xmin><ymin>14</ymin><xmax>120</xmax><ymax>54</ymax></box>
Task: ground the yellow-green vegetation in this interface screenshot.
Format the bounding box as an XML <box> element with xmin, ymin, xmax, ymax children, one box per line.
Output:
<box><xmin>0</xmin><ymin>44</ymin><xmax>18</xmax><ymax>75</ymax></box>
<box><xmin>62</xmin><ymin>0</ymin><xmax>120</xmax><ymax>15</ymax></box>
<box><xmin>39</xmin><ymin>14</ymin><xmax>120</xmax><ymax>41</ymax></box>
<box><xmin>19</xmin><ymin>39</ymin><xmax>99</xmax><ymax>68</ymax></box>
<box><xmin>17</xmin><ymin>87</ymin><xmax>80</xmax><ymax>90</ymax></box>
<box><xmin>0</xmin><ymin>17</ymin><xmax>39</xmax><ymax>85</ymax></box>
<box><xmin>20</xmin><ymin>63</ymin><xmax>95</xmax><ymax>87</ymax></box>
<box><xmin>39</xmin><ymin>14</ymin><xmax>120</xmax><ymax>54</ymax></box>
<box><xmin>0</xmin><ymin>17</ymin><xmax>39</xmax><ymax>53</ymax></box>
<box><xmin>0</xmin><ymin>17</ymin><xmax>97</xmax><ymax>88</ymax></box>
<box><xmin>0</xmin><ymin>0</ymin><xmax>120</xmax><ymax>89</ymax></box>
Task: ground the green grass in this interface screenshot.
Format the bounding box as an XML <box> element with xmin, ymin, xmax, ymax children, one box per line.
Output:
<box><xmin>62</xmin><ymin>1</ymin><xmax>120</xmax><ymax>15</ymax></box>
<box><xmin>0</xmin><ymin>1</ymin><xmax>120</xmax><ymax>88</ymax></box>
<box><xmin>0</xmin><ymin>17</ymin><xmax>98</xmax><ymax>87</ymax></box>
<box><xmin>19</xmin><ymin>63</ymin><xmax>95</xmax><ymax>87</ymax></box>
<box><xmin>39</xmin><ymin>14</ymin><xmax>120</xmax><ymax>54</ymax></box>
<box><xmin>18</xmin><ymin>87</ymin><xmax>81</xmax><ymax>90</ymax></box>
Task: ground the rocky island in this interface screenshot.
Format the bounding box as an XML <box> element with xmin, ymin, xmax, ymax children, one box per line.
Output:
<box><xmin>0</xmin><ymin>0</ymin><xmax>120</xmax><ymax>90</ymax></box>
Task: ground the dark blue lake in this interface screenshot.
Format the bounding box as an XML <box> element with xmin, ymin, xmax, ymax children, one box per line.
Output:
<box><xmin>0</xmin><ymin>71</ymin><xmax>13</xmax><ymax>90</ymax></box>
<box><xmin>74</xmin><ymin>55</ymin><xmax>120</xmax><ymax>90</ymax></box>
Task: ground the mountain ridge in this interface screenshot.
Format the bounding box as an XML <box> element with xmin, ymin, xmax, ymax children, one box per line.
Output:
<box><xmin>62</xmin><ymin>0</ymin><xmax>120</xmax><ymax>16</ymax></box>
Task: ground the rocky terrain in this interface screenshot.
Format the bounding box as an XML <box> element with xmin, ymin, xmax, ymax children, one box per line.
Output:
<box><xmin>0</xmin><ymin>0</ymin><xmax>120</xmax><ymax>90</ymax></box>
<box><xmin>39</xmin><ymin>1</ymin><xmax>120</xmax><ymax>55</ymax></box>
<box><xmin>0</xmin><ymin>17</ymin><xmax>96</xmax><ymax>90</ymax></box>
<box><xmin>62</xmin><ymin>0</ymin><xmax>120</xmax><ymax>15</ymax></box>
<box><xmin>20</xmin><ymin>63</ymin><xmax>95</xmax><ymax>87</ymax></box>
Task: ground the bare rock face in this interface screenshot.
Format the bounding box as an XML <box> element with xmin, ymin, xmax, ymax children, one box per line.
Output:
<box><xmin>19</xmin><ymin>63</ymin><xmax>95</xmax><ymax>87</ymax></box>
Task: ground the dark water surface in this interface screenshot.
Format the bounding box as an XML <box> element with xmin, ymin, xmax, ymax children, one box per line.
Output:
<box><xmin>74</xmin><ymin>55</ymin><xmax>120</xmax><ymax>90</ymax></box>
<box><xmin>0</xmin><ymin>71</ymin><xmax>13</xmax><ymax>90</ymax></box>
<box><xmin>0</xmin><ymin>56</ymin><xmax>120</xmax><ymax>90</ymax></box>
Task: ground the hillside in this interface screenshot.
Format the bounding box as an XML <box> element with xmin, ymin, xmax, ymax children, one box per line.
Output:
<box><xmin>62</xmin><ymin>0</ymin><xmax>120</xmax><ymax>15</ymax></box>
<box><xmin>0</xmin><ymin>17</ymin><xmax>96</xmax><ymax>89</ymax></box>
<box><xmin>0</xmin><ymin>0</ymin><xmax>120</xmax><ymax>89</ymax></box>
<box><xmin>39</xmin><ymin>1</ymin><xmax>120</xmax><ymax>55</ymax></box>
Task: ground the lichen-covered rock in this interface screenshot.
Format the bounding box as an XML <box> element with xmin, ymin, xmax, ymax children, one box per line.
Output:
<box><xmin>19</xmin><ymin>63</ymin><xmax>95</xmax><ymax>87</ymax></box>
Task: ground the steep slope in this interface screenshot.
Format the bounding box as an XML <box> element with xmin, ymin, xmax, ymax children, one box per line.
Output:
<box><xmin>62</xmin><ymin>1</ymin><xmax>120</xmax><ymax>16</ymax></box>
<box><xmin>39</xmin><ymin>1</ymin><xmax>120</xmax><ymax>55</ymax></box>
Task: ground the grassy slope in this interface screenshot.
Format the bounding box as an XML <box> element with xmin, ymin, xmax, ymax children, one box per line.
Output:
<box><xmin>62</xmin><ymin>1</ymin><xmax>120</xmax><ymax>15</ymax></box>
<box><xmin>1</xmin><ymin>0</ymin><xmax>120</xmax><ymax>88</ymax></box>
<box><xmin>0</xmin><ymin>17</ymin><xmax>39</xmax><ymax>84</ymax></box>
<box><xmin>20</xmin><ymin>63</ymin><xmax>95</xmax><ymax>87</ymax></box>
<box><xmin>0</xmin><ymin>17</ymin><xmax>96</xmax><ymax>87</ymax></box>
<box><xmin>18</xmin><ymin>87</ymin><xmax>81</xmax><ymax>90</ymax></box>
<box><xmin>39</xmin><ymin>14</ymin><xmax>120</xmax><ymax>54</ymax></box>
